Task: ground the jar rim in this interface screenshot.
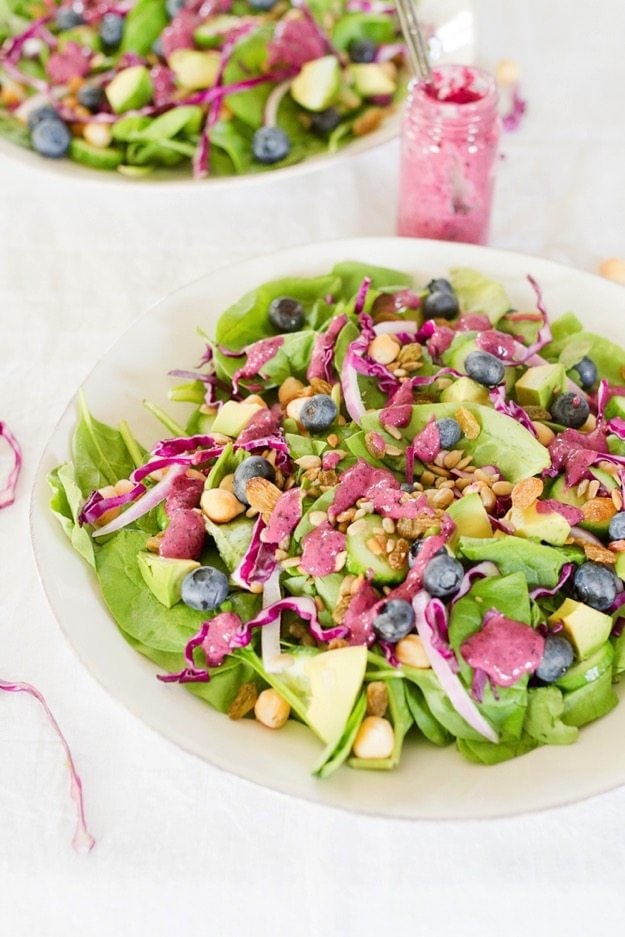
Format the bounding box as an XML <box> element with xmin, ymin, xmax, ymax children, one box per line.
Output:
<box><xmin>409</xmin><ymin>65</ymin><xmax>498</xmax><ymax>117</ymax></box>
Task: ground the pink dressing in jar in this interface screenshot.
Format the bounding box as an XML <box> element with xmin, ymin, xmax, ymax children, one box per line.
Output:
<box><xmin>397</xmin><ymin>65</ymin><xmax>500</xmax><ymax>245</ymax></box>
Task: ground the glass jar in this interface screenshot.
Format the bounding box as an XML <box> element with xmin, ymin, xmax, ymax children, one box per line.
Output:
<box><xmin>397</xmin><ymin>65</ymin><xmax>500</xmax><ymax>245</ymax></box>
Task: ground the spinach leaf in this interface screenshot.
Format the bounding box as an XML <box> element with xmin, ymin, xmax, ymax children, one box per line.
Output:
<box><xmin>216</xmin><ymin>330</ymin><xmax>319</xmax><ymax>386</ymax></box>
<box><xmin>458</xmin><ymin>536</ymin><xmax>583</xmax><ymax>589</ymax></box>
<box><xmin>457</xmin><ymin>734</ymin><xmax>537</xmax><ymax>765</ymax></box>
<box><xmin>561</xmin><ymin>670</ymin><xmax>618</xmax><ymax>727</ymax></box>
<box><xmin>543</xmin><ymin>312</ymin><xmax>583</xmax><ymax>360</ymax></box>
<box><xmin>71</xmin><ymin>394</ymin><xmax>139</xmax><ymax>495</ymax></box>
<box><xmin>331</xmin><ymin>260</ymin><xmax>413</xmax><ymax>300</ymax></box>
<box><xmin>214</xmin><ymin>273</ymin><xmax>340</xmax><ymax>353</ymax></box>
<box><xmin>404</xmin><ymin>682</ymin><xmax>452</xmax><ymax>746</ymax></box>
<box><xmin>48</xmin><ymin>463</ymin><xmax>96</xmax><ymax>567</ymax></box>
<box><xmin>210</xmin><ymin>118</ymin><xmax>254</xmax><ymax>174</ymax></box>
<box><xmin>361</xmin><ymin>402</ymin><xmax>550</xmax><ymax>483</ymax></box>
<box><xmin>524</xmin><ymin>687</ymin><xmax>578</xmax><ymax>744</ymax></box>
<box><xmin>400</xmin><ymin>668</ymin><xmax>486</xmax><ymax>742</ymax></box>
<box><xmin>331</xmin><ymin>12</ymin><xmax>396</xmax><ymax>50</ymax></box>
<box><xmin>450</xmin><ymin>267</ymin><xmax>511</xmax><ymax>324</ymax></box>
<box><xmin>0</xmin><ymin>112</ymin><xmax>30</xmax><ymax>149</ymax></box>
<box><xmin>120</xmin><ymin>0</ymin><xmax>168</xmax><ymax>55</ymax></box>
<box><xmin>222</xmin><ymin>28</ymin><xmax>273</xmax><ymax>128</ymax></box>
<box><xmin>205</xmin><ymin>516</ymin><xmax>254</xmax><ymax>571</ymax></box>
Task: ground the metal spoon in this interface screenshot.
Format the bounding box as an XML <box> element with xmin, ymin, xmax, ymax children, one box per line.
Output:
<box><xmin>394</xmin><ymin>0</ymin><xmax>432</xmax><ymax>81</ymax></box>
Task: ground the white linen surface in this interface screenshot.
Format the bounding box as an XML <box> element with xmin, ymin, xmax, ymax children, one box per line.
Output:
<box><xmin>1</xmin><ymin>1</ymin><xmax>624</xmax><ymax>934</ymax></box>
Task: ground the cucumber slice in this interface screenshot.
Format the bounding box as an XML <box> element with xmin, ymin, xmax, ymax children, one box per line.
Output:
<box><xmin>346</xmin><ymin>514</ymin><xmax>404</xmax><ymax>585</ymax></box>
<box><xmin>70</xmin><ymin>138</ymin><xmax>123</xmax><ymax>170</ymax></box>
<box><xmin>555</xmin><ymin>642</ymin><xmax>614</xmax><ymax>691</ymax></box>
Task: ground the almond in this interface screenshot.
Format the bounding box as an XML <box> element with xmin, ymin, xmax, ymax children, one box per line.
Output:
<box><xmin>245</xmin><ymin>476</ymin><xmax>282</xmax><ymax>517</ymax></box>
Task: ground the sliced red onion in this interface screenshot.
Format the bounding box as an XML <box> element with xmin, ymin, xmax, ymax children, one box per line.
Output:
<box><xmin>247</xmin><ymin>596</ymin><xmax>348</xmax><ymax>643</ymax></box>
<box><xmin>596</xmin><ymin>379</ymin><xmax>609</xmax><ymax>423</ymax></box>
<box><xmin>261</xmin><ymin>567</ymin><xmax>283</xmax><ymax>673</ymax></box>
<box><xmin>569</xmin><ymin>525</ymin><xmax>603</xmax><ymax>546</ymax></box>
<box><xmin>471</xmin><ymin>668</ymin><xmax>488</xmax><ymax>703</ymax></box>
<box><xmin>341</xmin><ymin>344</ymin><xmax>367</xmax><ymax>422</ymax></box>
<box><xmin>424</xmin><ymin>596</ymin><xmax>457</xmax><ymax>670</ymax></box>
<box><xmin>412</xmin><ymin>593</ymin><xmax>499</xmax><ymax>743</ymax></box>
<box><xmin>0</xmin><ymin>680</ymin><xmax>94</xmax><ymax>853</ymax></box>
<box><xmin>452</xmin><ymin>561</ymin><xmax>499</xmax><ymax>605</ymax></box>
<box><xmin>375</xmin><ymin>41</ymin><xmax>405</xmax><ymax>62</ymax></box>
<box><xmin>379</xmin><ymin>640</ymin><xmax>400</xmax><ymax>666</ymax></box>
<box><xmin>92</xmin><ymin>464</ymin><xmax>188</xmax><ymax>537</ymax></box>
<box><xmin>78</xmin><ymin>482</ymin><xmax>146</xmax><ymax>525</ymax></box>
<box><xmin>608</xmin><ymin>417</ymin><xmax>625</xmax><ymax>439</ymax></box>
<box><xmin>530</xmin><ymin>563</ymin><xmax>575</xmax><ymax>600</ymax></box>
<box><xmin>0</xmin><ymin>421</ymin><xmax>22</xmax><ymax>510</ymax></box>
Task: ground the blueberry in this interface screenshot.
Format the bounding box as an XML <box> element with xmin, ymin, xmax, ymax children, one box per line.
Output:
<box><xmin>233</xmin><ymin>456</ymin><xmax>275</xmax><ymax>506</ymax></box>
<box><xmin>181</xmin><ymin>566</ymin><xmax>229</xmax><ymax>611</ymax></box>
<box><xmin>535</xmin><ymin>634</ymin><xmax>575</xmax><ymax>683</ymax></box>
<box><xmin>573</xmin><ymin>561</ymin><xmax>618</xmax><ymax>611</ymax></box>
<box><xmin>549</xmin><ymin>392</ymin><xmax>590</xmax><ymax>429</ymax></box>
<box><xmin>464</xmin><ymin>349</ymin><xmax>505</xmax><ymax>387</ymax></box>
<box><xmin>423</xmin><ymin>553</ymin><xmax>464</xmax><ymax>598</ymax></box>
<box><xmin>268</xmin><ymin>296</ymin><xmax>305</xmax><ymax>332</ymax></box>
<box><xmin>571</xmin><ymin>356</ymin><xmax>598</xmax><ymax>390</ymax></box>
<box><xmin>249</xmin><ymin>0</ymin><xmax>277</xmax><ymax>9</ymax></box>
<box><xmin>609</xmin><ymin>511</ymin><xmax>625</xmax><ymax>541</ymax></box>
<box><xmin>422</xmin><ymin>290</ymin><xmax>459</xmax><ymax>320</ymax></box>
<box><xmin>436</xmin><ymin>417</ymin><xmax>462</xmax><ymax>450</ymax></box>
<box><xmin>99</xmin><ymin>12</ymin><xmax>124</xmax><ymax>50</ymax></box>
<box><xmin>77</xmin><ymin>83</ymin><xmax>106</xmax><ymax>112</ymax></box>
<box><xmin>348</xmin><ymin>39</ymin><xmax>377</xmax><ymax>63</ymax></box>
<box><xmin>373</xmin><ymin>598</ymin><xmax>415</xmax><ymax>642</ymax></box>
<box><xmin>55</xmin><ymin>6</ymin><xmax>85</xmax><ymax>29</ymax></box>
<box><xmin>166</xmin><ymin>0</ymin><xmax>186</xmax><ymax>16</ymax></box>
<box><xmin>310</xmin><ymin>107</ymin><xmax>341</xmax><ymax>135</ymax></box>
<box><xmin>427</xmin><ymin>278</ymin><xmax>454</xmax><ymax>295</ymax></box>
<box><xmin>252</xmin><ymin>126</ymin><xmax>290</xmax><ymax>164</ymax></box>
<box><xmin>408</xmin><ymin>539</ymin><xmax>446</xmax><ymax>567</ymax></box>
<box><xmin>27</xmin><ymin>105</ymin><xmax>59</xmax><ymax>131</ymax></box>
<box><xmin>31</xmin><ymin>117</ymin><xmax>71</xmax><ymax>159</ymax></box>
<box><xmin>299</xmin><ymin>394</ymin><xmax>337</xmax><ymax>433</ymax></box>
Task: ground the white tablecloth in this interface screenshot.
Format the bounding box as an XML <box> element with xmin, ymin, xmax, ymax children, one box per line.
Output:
<box><xmin>2</xmin><ymin>1</ymin><xmax>625</xmax><ymax>933</ymax></box>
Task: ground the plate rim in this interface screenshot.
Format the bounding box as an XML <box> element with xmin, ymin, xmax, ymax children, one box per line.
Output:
<box><xmin>30</xmin><ymin>234</ymin><xmax>625</xmax><ymax>821</ymax></box>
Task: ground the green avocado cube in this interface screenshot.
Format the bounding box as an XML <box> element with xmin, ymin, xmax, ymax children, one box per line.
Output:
<box><xmin>548</xmin><ymin>598</ymin><xmax>613</xmax><ymax>660</ymax></box>
<box><xmin>106</xmin><ymin>65</ymin><xmax>154</xmax><ymax>114</ymax></box>
<box><xmin>348</xmin><ymin>62</ymin><xmax>396</xmax><ymax>97</ymax></box>
<box><xmin>137</xmin><ymin>553</ymin><xmax>200</xmax><ymax>608</ymax></box>
<box><xmin>446</xmin><ymin>492</ymin><xmax>492</xmax><ymax>540</ymax></box>
<box><xmin>440</xmin><ymin>376</ymin><xmax>490</xmax><ymax>405</ymax></box>
<box><xmin>515</xmin><ymin>363</ymin><xmax>566</xmax><ymax>409</ymax></box>
<box><xmin>509</xmin><ymin>502</ymin><xmax>571</xmax><ymax>545</ymax></box>
<box><xmin>169</xmin><ymin>49</ymin><xmax>221</xmax><ymax>91</ymax></box>
<box><xmin>211</xmin><ymin>400</ymin><xmax>265</xmax><ymax>438</ymax></box>
<box><xmin>291</xmin><ymin>55</ymin><xmax>341</xmax><ymax>112</ymax></box>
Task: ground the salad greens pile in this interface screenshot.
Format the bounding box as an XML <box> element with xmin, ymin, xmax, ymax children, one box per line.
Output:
<box><xmin>0</xmin><ymin>0</ymin><xmax>406</xmax><ymax>177</ymax></box>
<box><xmin>49</xmin><ymin>259</ymin><xmax>625</xmax><ymax>777</ymax></box>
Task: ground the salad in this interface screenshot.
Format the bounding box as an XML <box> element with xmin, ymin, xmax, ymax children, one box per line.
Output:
<box><xmin>49</xmin><ymin>260</ymin><xmax>625</xmax><ymax>777</ymax></box>
<box><xmin>0</xmin><ymin>0</ymin><xmax>407</xmax><ymax>178</ymax></box>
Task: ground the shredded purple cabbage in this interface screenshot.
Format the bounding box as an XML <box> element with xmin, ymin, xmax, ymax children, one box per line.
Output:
<box><xmin>307</xmin><ymin>313</ymin><xmax>348</xmax><ymax>382</ymax></box>
<box><xmin>502</xmin><ymin>85</ymin><xmax>527</xmax><ymax>132</ymax></box>
<box><xmin>529</xmin><ymin>563</ymin><xmax>575</xmax><ymax>600</ymax></box>
<box><xmin>0</xmin><ymin>679</ymin><xmax>94</xmax><ymax>853</ymax></box>
<box><xmin>231</xmin><ymin>516</ymin><xmax>277</xmax><ymax>589</ymax></box>
<box><xmin>452</xmin><ymin>561</ymin><xmax>499</xmax><ymax>605</ymax></box>
<box><xmin>0</xmin><ymin>421</ymin><xmax>22</xmax><ymax>509</ymax></box>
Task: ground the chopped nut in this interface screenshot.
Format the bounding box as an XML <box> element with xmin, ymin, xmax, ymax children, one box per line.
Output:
<box><xmin>492</xmin><ymin>480</ymin><xmax>513</xmax><ymax>497</ymax></box>
<box><xmin>511</xmin><ymin>476</ymin><xmax>544</xmax><ymax>510</ymax></box>
<box><xmin>201</xmin><ymin>488</ymin><xmax>245</xmax><ymax>523</ymax></box>
<box><xmin>366</xmin><ymin>681</ymin><xmax>389</xmax><ymax>718</ymax></box>
<box><xmin>218</xmin><ymin>473</ymin><xmax>235</xmax><ymax>492</ymax></box>
<box><xmin>385</xmin><ymin>444</ymin><xmax>403</xmax><ymax>457</ymax></box>
<box><xmin>365</xmin><ymin>432</ymin><xmax>386</xmax><ymax>459</ymax></box>
<box><xmin>146</xmin><ymin>533</ymin><xmax>163</xmax><ymax>553</ymax></box>
<box><xmin>327</xmin><ymin>638</ymin><xmax>349</xmax><ymax>650</ymax></box>
<box><xmin>430</xmin><ymin>487</ymin><xmax>454</xmax><ymax>509</ymax></box>
<box><xmin>532</xmin><ymin>421</ymin><xmax>555</xmax><ymax>447</ymax></box>
<box><xmin>580</xmin><ymin>542</ymin><xmax>616</xmax><ymax>564</ymax></box>
<box><xmin>254</xmin><ymin>689</ymin><xmax>290</xmax><ymax>729</ymax></box>
<box><xmin>295</xmin><ymin>454</ymin><xmax>322</xmax><ymax>469</ymax></box>
<box><xmin>334</xmin><ymin>550</ymin><xmax>347</xmax><ymax>572</ymax></box>
<box><xmin>286</xmin><ymin>397</ymin><xmax>307</xmax><ymax>422</ymax></box>
<box><xmin>353</xmin><ymin>106</ymin><xmax>385</xmax><ymax>137</ymax></box>
<box><xmin>279</xmin><ymin>376</ymin><xmax>306</xmax><ymax>406</ymax></box>
<box><xmin>388</xmin><ymin>549</ymin><xmax>408</xmax><ymax>570</ymax></box>
<box><xmin>309</xmin><ymin>510</ymin><xmax>328</xmax><ymax>527</ymax></box>
<box><xmin>386</xmin><ymin>425</ymin><xmax>403</xmax><ymax>440</ymax></box>
<box><xmin>612</xmin><ymin>490</ymin><xmax>623</xmax><ymax>511</ymax></box>
<box><xmin>443</xmin><ymin>450</ymin><xmax>463</xmax><ymax>469</ymax></box>
<box><xmin>576</xmin><ymin>479</ymin><xmax>590</xmax><ymax>498</ymax></box>
<box><xmin>368</xmin><ymin>332</ymin><xmax>400</xmax><ymax>365</ymax></box>
<box><xmin>456</xmin><ymin>407</ymin><xmax>480</xmax><ymax>440</ymax></box>
<box><xmin>245</xmin><ymin>477</ymin><xmax>282</xmax><ymax>516</ymax></box>
<box><xmin>327</xmin><ymin>433</ymin><xmax>339</xmax><ymax>447</ymax></box>
<box><xmin>382</xmin><ymin>517</ymin><xmax>395</xmax><ymax>534</ymax></box>
<box><xmin>610</xmin><ymin>539</ymin><xmax>625</xmax><ymax>552</ymax></box>
<box><xmin>352</xmin><ymin>715</ymin><xmax>394</xmax><ymax>759</ymax></box>
<box><xmin>478</xmin><ymin>485</ymin><xmax>496</xmax><ymax>512</ymax></box>
<box><xmin>397</xmin><ymin>343</ymin><xmax>422</xmax><ymax>365</ymax></box>
<box><xmin>586</xmin><ymin>479</ymin><xmax>601</xmax><ymax>501</ymax></box>
<box><xmin>310</xmin><ymin>377</ymin><xmax>333</xmax><ymax>395</ymax></box>
<box><xmin>84</xmin><ymin>122</ymin><xmax>113</xmax><ymax>148</ymax></box>
<box><xmin>228</xmin><ymin>682</ymin><xmax>258</xmax><ymax>720</ymax></box>
<box><xmin>366</xmin><ymin>536</ymin><xmax>385</xmax><ymax>556</ymax></box>
<box><xmin>396</xmin><ymin>635</ymin><xmax>430</xmax><ymax>669</ymax></box>
<box><xmin>396</xmin><ymin>513</ymin><xmax>441</xmax><ymax>538</ymax></box>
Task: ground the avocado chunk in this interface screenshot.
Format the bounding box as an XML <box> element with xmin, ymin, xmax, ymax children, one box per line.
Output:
<box><xmin>348</xmin><ymin>62</ymin><xmax>396</xmax><ymax>97</ymax></box>
<box><xmin>446</xmin><ymin>492</ymin><xmax>492</xmax><ymax>540</ymax></box>
<box><xmin>106</xmin><ymin>65</ymin><xmax>154</xmax><ymax>114</ymax></box>
<box><xmin>440</xmin><ymin>376</ymin><xmax>490</xmax><ymax>405</ymax></box>
<box><xmin>69</xmin><ymin>138</ymin><xmax>123</xmax><ymax>170</ymax></box>
<box><xmin>291</xmin><ymin>55</ymin><xmax>341</xmax><ymax>112</ymax></box>
<box><xmin>548</xmin><ymin>598</ymin><xmax>613</xmax><ymax>660</ymax></box>
<box><xmin>137</xmin><ymin>552</ymin><xmax>200</xmax><ymax>608</ymax></box>
<box><xmin>193</xmin><ymin>15</ymin><xmax>240</xmax><ymax>48</ymax></box>
<box><xmin>605</xmin><ymin>395</ymin><xmax>625</xmax><ymax>420</ymax></box>
<box><xmin>210</xmin><ymin>400</ymin><xmax>265</xmax><ymax>438</ymax></box>
<box><xmin>561</xmin><ymin>669</ymin><xmax>618</xmax><ymax>727</ymax></box>
<box><xmin>346</xmin><ymin>514</ymin><xmax>405</xmax><ymax>585</ymax></box>
<box><xmin>169</xmin><ymin>49</ymin><xmax>221</xmax><ymax>91</ymax></box>
<box><xmin>508</xmin><ymin>502</ymin><xmax>571</xmax><ymax>546</ymax></box>
<box><xmin>514</xmin><ymin>363</ymin><xmax>566</xmax><ymax>409</ymax></box>
<box><xmin>616</xmin><ymin>552</ymin><xmax>625</xmax><ymax>579</ymax></box>
<box><xmin>555</xmin><ymin>641</ymin><xmax>614</xmax><ymax>691</ymax></box>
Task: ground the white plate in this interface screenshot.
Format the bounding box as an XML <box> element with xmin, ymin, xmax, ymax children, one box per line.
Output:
<box><xmin>31</xmin><ymin>236</ymin><xmax>625</xmax><ymax>820</ymax></box>
<box><xmin>0</xmin><ymin>0</ymin><xmax>475</xmax><ymax>188</ymax></box>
